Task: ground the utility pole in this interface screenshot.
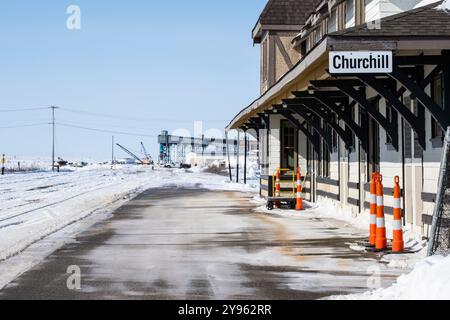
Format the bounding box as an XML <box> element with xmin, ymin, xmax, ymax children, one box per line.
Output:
<box><xmin>111</xmin><ymin>136</ymin><xmax>115</xmax><ymax>166</ymax></box>
<box><xmin>50</xmin><ymin>106</ymin><xmax>58</xmax><ymax>172</ymax></box>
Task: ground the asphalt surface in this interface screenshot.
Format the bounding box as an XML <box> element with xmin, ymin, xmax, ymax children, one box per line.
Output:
<box><xmin>0</xmin><ymin>187</ymin><xmax>402</xmax><ymax>300</ymax></box>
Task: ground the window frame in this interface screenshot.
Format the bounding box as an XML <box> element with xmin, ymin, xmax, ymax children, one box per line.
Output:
<box><xmin>431</xmin><ymin>72</ymin><xmax>444</xmax><ymax>142</ymax></box>
<box><xmin>344</xmin><ymin>0</ymin><xmax>356</xmax><ymax>28</ymax></box>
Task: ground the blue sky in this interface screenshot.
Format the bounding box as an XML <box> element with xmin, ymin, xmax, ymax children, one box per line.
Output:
<box><xmin>0</xmin><ymin>0</ymin><xmax>266</xmax><ymax>161</ymax></box>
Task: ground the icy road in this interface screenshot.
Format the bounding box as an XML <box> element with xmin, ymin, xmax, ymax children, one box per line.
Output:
<box><xmin>0</xmin><ymin>181</ymin><xmax>407</xmax><ymax>299</ymax></box>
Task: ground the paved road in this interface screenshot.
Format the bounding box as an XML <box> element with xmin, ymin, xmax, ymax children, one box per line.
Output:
<box><xmin>0</xmin><ymin>187</ymin><xmax>403</xmax><ymax>300</ymax></box>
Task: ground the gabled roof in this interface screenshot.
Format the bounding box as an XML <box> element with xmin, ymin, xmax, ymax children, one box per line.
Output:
<box><xmin>329</xmin><ymin>1</ymin><xmax>450</xmax><ymax>38</ymax></box>
<box><xmin>257</xmin><ymin>0</ymin><xmax>319</xmax><ymax>26</ymax></box>
<box><xmin>252</xmin><ymin>0</ymin><xmax>321</xmax><ymax>43</ymax></box>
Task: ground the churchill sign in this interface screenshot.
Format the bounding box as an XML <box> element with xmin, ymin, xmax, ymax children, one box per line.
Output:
<box><xmin>329</xmin><ymin>51</ymin><xmax>393</xmax><ymax>74</ymax></box>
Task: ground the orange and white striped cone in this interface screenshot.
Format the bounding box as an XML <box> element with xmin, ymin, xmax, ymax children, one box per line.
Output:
<box><xmin>275</xmin><ymin>169</ymin><xmax>281</xmax><ymax>209</ymax></box>
<box><xmin>296</xmin><ymin>168</ymin><xmax>303</xmax><ymax>211</ymax></box>
<box><xmin>392</xmin><ymin>176</ymin><xmax>404</xmax><ymax>253</ymax></box>
<box><xmin>369</xmin><ymin>172</ymin><xmax>378</xmax><ymax>246</ymax></box>
<box><xmin>375</xmin><ymin>174</ymin><xmax>387</xmax><ymax>251</ymax></box>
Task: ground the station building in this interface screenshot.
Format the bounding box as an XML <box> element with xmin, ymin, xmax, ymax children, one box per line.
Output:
<box><xmin>226</xmin><ymin>0</ymin><xmax>450</xmax><ymax>235</ymax></box>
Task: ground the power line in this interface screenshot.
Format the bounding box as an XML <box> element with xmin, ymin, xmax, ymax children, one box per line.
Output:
<box><xmin>56</xmin><ymin>122</ymin><xmax>158</xmax><ymax>138</ymax></box>
<box><xmin>0</xmin><ymin>123</ymin><xmax>49</xmax><ymax>129</ymax></box>
<box><xmin>60</xmin><ymin>107</ymin><xmax>228</xmax><ymax>123</ymax></box>
<box><xmin>0</xmin><ymin>107</ymin><xmax>49</xmax><ymax>113</ymax></box>
<box><xmin>0</xmin><ymin>120</ymin><xmax>159</xmax><ymax>137</ymax></box>
<box><xmin>0</xmin><ymin>105</ymin><xmax>229</xmax><ymax>122</ymax></box>
<box><xmin>55</xmin><ymin>120</ymin><xmax>167</xmax><ymax>132</ymax></box>
<box><xmin>0</xmin><ymin>118</ymin><xmax>53</xmax><ymax>124</ymax></box>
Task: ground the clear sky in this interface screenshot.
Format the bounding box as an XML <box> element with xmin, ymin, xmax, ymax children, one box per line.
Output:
<box><xmin>0</xmin><ymin>0</ymin><xmax>266</xmax><ymax>161</ymax></box>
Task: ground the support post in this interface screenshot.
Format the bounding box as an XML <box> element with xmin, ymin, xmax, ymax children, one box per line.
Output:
<box><xmin>226</xmin><ymin>132</ymin><xmax>233</xmax><ymax>182</ymax></box>
<box><xmin>244</xmin><ymin>131</ymin><xmax>248</xmax><ymax>184</ymax></box>
<box><xmin>236</xmin><ymin>131</ymin><xmax>240</xmax><ymax>183</ymax></box>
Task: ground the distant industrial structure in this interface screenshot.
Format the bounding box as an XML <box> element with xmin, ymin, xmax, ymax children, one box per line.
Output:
<box><xmin>157</xmin><ymin>130</ymin><xmax>258</xmax><ymax>167</ymax></box>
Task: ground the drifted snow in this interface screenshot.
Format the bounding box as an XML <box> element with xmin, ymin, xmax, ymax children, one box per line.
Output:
<box><xmin>333</xmin><ymin>255</ymin><xmax>450</xmax><ymax>300</ymax></box>
<box><xmin>414</xmin><ymin>0</ymin><xmax>442</xmax><ymax>9</ymax></box>
<box><xmin>414</xmin><ymin>0</ymin><xmax>450</xmax><ymax>11</ymax></box>
<box><xmin>436</xmin><ymin>0</ymin><xmax>450</xmax><ymax>11</ymax></box>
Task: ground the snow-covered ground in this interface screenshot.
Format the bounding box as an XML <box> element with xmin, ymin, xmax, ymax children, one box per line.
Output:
<box><xmin>0</xmin><ymin>164</ymin><xmax>258</xmax><ymax>289</ymax></box>
<box><xmin>252</xmin><ymin>196</ymin><xmax>445</xmax><ymax>299</ymax></box>
<box><xmin>1</xmin><ymin>163</ymin><xmax>446</xmax><ymax>299</ymax></box>
<box><xmin>254</xmin><ymin>197</ymin><xmax>426</xmax><ymax>255</ymax></box>
<box><xmin>333</xmin><ymin>255</ymin><xmax>450</xmax><ymax>300</ymax></box>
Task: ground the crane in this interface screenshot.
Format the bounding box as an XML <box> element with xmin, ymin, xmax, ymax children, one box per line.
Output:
<box><xmin>140</xmin><ymin>142</ymin><xmax>154</xmax><ymax>164</ymax></box>
<box><xmin>116</xmin><ymin>144</ymin><xmax>145</xmax><ymax>165</ymax></box>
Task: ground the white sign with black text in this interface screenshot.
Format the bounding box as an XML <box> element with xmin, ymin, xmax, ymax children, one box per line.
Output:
<box><xmin>329</xmin><ymin>51</ymin><xmax>393</xmax><ymax>74</ymax></box>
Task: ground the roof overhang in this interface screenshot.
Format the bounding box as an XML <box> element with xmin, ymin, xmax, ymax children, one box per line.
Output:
<box><xmin>328</xmin><ymin>36</ymin><xmax>450</xmax><ymax>51</ymax></box>
<box><xmin>227</xmin><ymin>35</ymin><xmax>450</xmax><ymax>132</ymax></box>
<box><xmin>226</xmin><ymin>39</ymin><xmax>329</xmax><ymax>131</ymax></box>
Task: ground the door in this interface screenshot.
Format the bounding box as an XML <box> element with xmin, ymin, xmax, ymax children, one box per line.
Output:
<box><xmin>281</xmin><ymin>120</ymin><xmax>297</xmax><ymax>169</ymax></box>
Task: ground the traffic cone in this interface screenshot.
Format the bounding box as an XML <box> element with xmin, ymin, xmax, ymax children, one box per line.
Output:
<box><xmin>369</xmin><ymin>172</ymin><xmax>378</xmax><ymax>246</ymax></box>
<box><xmin>275</xmin><ymin>168</ymin><xmax>281</xmax><ymax>209</ymax></box>
<box><xmin>375</xmin><ymin>174</ymin><xmax>387</xmax><ymax>250</ymax></box>
<box><xmin>392</xmin><ymin>176</ymin><xmax>404</xmax><ymax>253</ymax></box>
<box><xmin>296</xmin><ymin>168</ymin><xmax>303</xmax><ymax>211</ymax></box>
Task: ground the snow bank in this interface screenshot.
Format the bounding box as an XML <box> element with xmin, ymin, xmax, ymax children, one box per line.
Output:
<box><xmin>414</xmin><ymin>0</ymin><xmax>443</xmax><ymax>9</ymax></box>
<box><xmin>436</xmin><ymin>0</ymin><xmax>450</xmax><ymax>11</ymax></box>
<box><xmin>333</xmin><ymin>255</ymin><xmax>450</xmax><ymax>300</ymax></box>
<box><xmin>415</xmin><ymin>0</ymin><xmax>450</xmax><ymax>12</ymax></box>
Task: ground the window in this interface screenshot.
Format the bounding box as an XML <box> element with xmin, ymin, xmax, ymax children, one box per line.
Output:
<box><xmin>313</xmin><ymin>27</ymin><xmax>321</xmax><ymax>45</ymax></box>
<box><xmin>431</xmin><ymin>73</ymin><xmax>444</xmax><ymax>141</ymax></box>
<box><xmin>344</xmin><ymin>0</ymin><xmax>355</xmax><ymax>28</ymax></box>
<box><xmin>322</xmin><ymin>140</ymin><xmax>331</xmax><ymax>178</ymax></box>
<box><xmin>368</xmin><ymin>109</ymin><xmax>380</xmax><ymax>176</ymax></box>
<box><xmin>332</xmin><ymin>115</ymin><xmax>338</xmax><ymax>152</ymax></box>
<box><xmin>328</xmin><ymin>8</ymin><xmax>338</xmax><ymax>33</ymax></box>
<box><xmin>385</xmin><ymin>103</ymin><xmax>393</xmax><ymax>144</ymax></box>
<box><xmin>350</xmin><ymin>104</ymin><xmax>356</xmax><ymax>151</ymax></box>
<box><xmin>300</xmin><ymin>41</ymin><xmax>307</xmax><ymax>57</ymax></box>
<box><xmin>412</xmin><ymin>100</ymin><xmax>423</xmax><ymax>158</ymax></box>
<box><xmin>261</xmin><ymin>40</ymin><xmax>268</xmax><ymax>83</ymax></box>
